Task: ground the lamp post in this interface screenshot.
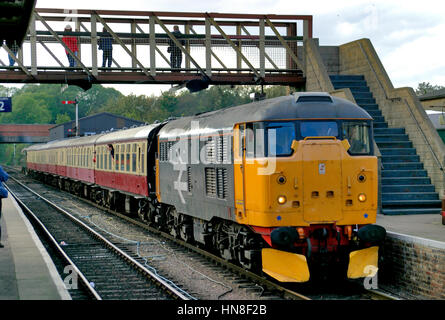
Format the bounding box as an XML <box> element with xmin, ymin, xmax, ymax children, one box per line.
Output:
<box><xmin>62</xmin><ymin>99</ymin><xmax>79</xmax><ymax>136</ymax></box>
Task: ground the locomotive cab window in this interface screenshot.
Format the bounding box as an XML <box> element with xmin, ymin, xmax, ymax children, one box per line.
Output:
<box><xmin>241</xmin><ymin>122</ymin><xmax>295</xmax><ymax>158</ymax></box>
<box><xmin>300</xmin><ymin>121</ymin><xmax>339</xmax><ymax>138</ymax></box>
<box><xmin>342</xmin><ymin>122</ymin><xmax>371</xmax><ymax>155</ymax></box>
<box><xmin>266</xmin><ymin>122</ymin><xmax>295</xmax><ymax>157</ymax></box>
<box><xmin>245</xmin><ymin>123</ymin><xmax>265</xmax><ymax>158</ymax></box>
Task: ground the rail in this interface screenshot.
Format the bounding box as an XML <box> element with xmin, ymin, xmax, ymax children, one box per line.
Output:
<box><xmin>6</xmin><ymin>175</ymin><xmax>191</xmax><ymax>300</ymax></box>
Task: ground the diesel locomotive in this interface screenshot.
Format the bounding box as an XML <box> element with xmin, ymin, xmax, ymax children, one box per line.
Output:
<box><xmin>25</xmin><ymin>92</ymin><xmax>386</xmax><ymax>282</ymax></box>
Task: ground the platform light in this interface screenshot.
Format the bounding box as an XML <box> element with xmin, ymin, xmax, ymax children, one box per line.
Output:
<box><xmin>358</xmin><ymin>193</ymin><xmax>367</xmax><ymax>202</ymax></box>
<box><xmin>277</xmin><ymin>195</ymin><xmax>287</xmax><ymax>205</ymax></box>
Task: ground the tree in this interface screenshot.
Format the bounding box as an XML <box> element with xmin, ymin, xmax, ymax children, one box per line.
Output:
<box><xmin>0</xmin><ymin>84</ymin><xmax>123</xmax><ymax>125</ymax></box>
<box><xmin>416</xmin><ymin>82</ymin><xmax>445</xmax><ymax>95</ymax></box>
<box><xmin>55</xmin><ymin>113</ymin><xmax>71</xmax><ymax>124</ymax></box>
<box><xmin>96</xmin><ymin>94</ymin><xmax>168</xmax><ymax>123</ymax></box>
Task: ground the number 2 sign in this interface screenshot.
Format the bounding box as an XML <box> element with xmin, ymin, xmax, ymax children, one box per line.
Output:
<box><xmin>0</xmin><ymin>97</ymin><xmax>12</xmax><ymax>112</ymax></box>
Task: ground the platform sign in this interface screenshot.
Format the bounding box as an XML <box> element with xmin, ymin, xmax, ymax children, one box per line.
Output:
<box><xmin>0</xmin><ymin>97</ymin><xmax>12</xmax><ymax>112</ymax></box>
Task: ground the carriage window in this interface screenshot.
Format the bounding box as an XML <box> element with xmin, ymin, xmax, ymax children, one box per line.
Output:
<box><xmin>104</xmin><ymin>147</ymin><xmax>108</xmax><ymax>170</ymax></box>
<box><xmin>266</xmin><ymin>122</ymin><xmax>296</xmax><ymax>156</ymax></box>
<box><xmin>300</xmin><ymin>121</ymin><xmax>338</xmax><ymax>138</ymax></box>
<box><xmin>132</xmin><ymin>145</ymin><xmax>137</xmax><ymax>173</ymax></box>
<box><xmin>100</xmin><ymin>149</ymin><xmax>104</xmax><ymax>169</ymax></box>
<box><xmin>141</xmin><ymin>143</ymin><xmax>145</xmax><ymax>174</ymax></box>
<box><xmin>342</xmin><ymin>122</ymin><xmax>371</xmax><ymax>155</ymax></box>
<box><xmin>121</xmin><ymin>153</ymin><xmax>125</xmax><ymax>171</ymax></box>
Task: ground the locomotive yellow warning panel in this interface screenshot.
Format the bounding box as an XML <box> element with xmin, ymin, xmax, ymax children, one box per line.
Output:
<box><xmin>262</xmin><ymin>248</ymin><xmax>310</xmax><ymax>282</ymax></box>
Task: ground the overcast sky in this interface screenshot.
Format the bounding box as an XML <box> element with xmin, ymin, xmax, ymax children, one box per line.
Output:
<box><xmin>10</xmin><ymin>0</ymin><xmax>445</xmax><ymax>95</ymax></box>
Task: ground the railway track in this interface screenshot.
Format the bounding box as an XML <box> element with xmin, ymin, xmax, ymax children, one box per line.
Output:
<box><xmin>6</xmin><ymin>167</ymin><xmax>399</xmax><ymax>300</ymax></box>
<box><xmin>5</xmin><ymin>174</ymin><xmax>191</xmax><ymax>300</ymax></box>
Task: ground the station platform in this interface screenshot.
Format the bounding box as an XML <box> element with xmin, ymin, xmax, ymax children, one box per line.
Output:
<box><xmin>377</xmin><ymin>213</ymin><xmax>445</xmax><ymax>243</ymax></box>
<box><xmin>0</xmin><ymin>196</ymin><xmax>71</xmax><ymax>300</ymax></box>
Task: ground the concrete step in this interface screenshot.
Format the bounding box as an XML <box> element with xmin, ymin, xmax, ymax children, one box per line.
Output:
<box><xmin>381</xmin><ymin>208</ymin><xmax>442</xmax><ymax>215</ymax></box>
<box><xmin>329</xmin><ymin>75</ymin><xmax>365</xmax><ymax>81</ymax></box>
<box><xmin>372</xmin><ymin>116</ymin><xmax>385</xmax><ymax>122</ymax></box>
<box><xmin>331</xmin><ymin>80</ymin><xmax>368</xmax><ymax>87</ymax></box>
<box><xmin>379</xmin><ymin>148</ymin><xmax>417</xmax><ymax>155</ymax></box>
<box><xmin>382</xmin><ymin>184</ymin><xmax>435</xmax><ymax>193</ymax></box>
<box><xmin>381</xmin><ymin>155</ymin><xmax>420</xmax><ymax>162</ymax></box>
<box><xmin>376</xmin><ymin>141</ymin><xmax>413</xmax><ymax>148</ymax></box>
<box><xmin>355</xmin><ymin>97</ymin><xmax>376</xmax><ymax>104</ymax></box>
<box><xmin>351</xmin><ymin>92</ymin><xmax>374</xmax><ymax>99</ymax></box>
<box><xmin>373</xmin><ymin>122</ymin><xmax>388</xmax><ymax>128</ymax></box>
<box><xmin>359</xmin><ymin>103</ymin><xmax>380</xmax><ymax>111</ymax></box>
<box><xmin>382</xmin><ymin>199</ymin><xmax>442</xmax><ymax>207</ymax></box>
<box><xmin>374</xmin><ymin>134</ymin><xmax>410</xmax><ymax>142</ymax></box>
<box><xmin>382</xmin><ymin>176</ymin><xmax>431</xmax><ymax>185</ymax></box>
<box><xmin>382</xmin><ymin>162</ymin><xmax>423</xmax><ymax>170</ymax></box>
<box><xmin>367</xmin><ymin>110</ymin><xmax>383</xmax><ymax>117</ymax></box>
<box><xmin>346</xmin><ymin>86</ymin><xmax>370</xmax><ymax>93</ymax></box>
<box><xmin>382</xmin><ymin>192</ymin><xmax>439</xmax><ymax>201</ymax></box>
<box><xmin>374</xmin><ymin>128</ymin><xmax>405</xmax><ymax>135</ymax></box>
<box><xmin>382</xmin><ymin>170</ymin><xmax>427</xmax><ymax>178</ymax></box>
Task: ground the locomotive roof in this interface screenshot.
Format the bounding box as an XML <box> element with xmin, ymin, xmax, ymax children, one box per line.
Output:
<box><xmin>158</xmin><ymin>93</ymin><xmax>372</xmax><ymax>139</ymax></box>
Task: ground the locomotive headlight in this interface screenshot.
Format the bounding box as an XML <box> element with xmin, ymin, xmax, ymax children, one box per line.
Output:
<box><xmin>358</xmin><ymin>193</ymin><xmax>367</xmax><ymax>202</ymax></box>
<box><xmin>277</xmin><ymin>195</ymin><xmax>287</xmax><ymax>205</ymax></box>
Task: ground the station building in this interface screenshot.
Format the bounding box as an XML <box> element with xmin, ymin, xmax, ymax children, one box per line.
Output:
<box><xmin>49</xmin><ymin>112</ymin><xmax>146</xmax><ymax>141</ymax></box>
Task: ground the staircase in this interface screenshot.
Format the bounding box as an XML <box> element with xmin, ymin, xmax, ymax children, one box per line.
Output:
<box><xmin>330</xmin><ymin>74</ymin><xmax>442</xmax><ymax>215</ymax></box>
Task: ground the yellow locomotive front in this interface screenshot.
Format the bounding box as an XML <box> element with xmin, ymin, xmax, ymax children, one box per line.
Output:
<box><xmin>233</xmin><ymin>100</ymin><xmax>385</xmax><ymax>282</ymax></box>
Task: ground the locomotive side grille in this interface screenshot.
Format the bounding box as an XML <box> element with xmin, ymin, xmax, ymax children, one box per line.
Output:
<box><xmin>159</xmin><ymin>142</ymin><xmax>167</xmax><ymax>161</ymax></box>
<box><xmin>205</xmin><ymin>167</ymin><xmax>227</xmax><ymax>199</ymax></box>
<box><xmin>206</xmin><ymin>138</ymin><xmax>216</xmax><ymax>164</ymax></box>
<box><xmin>205</xmin><ymin>167</ymin><xmax>217</xmax><ymax>197</ymax></box>
<box><xmin>216</xmin><ymin>168</ymin><xmax>227</xmax><ymax>199</ymax></box>
<box><xmin>167</xmin><ymin>141</ymin><xmax>175</xmax><ymax>161</ymax></box>
<box><xmin>159</xmin><ymin>141</ymin><xmax>177</xmax><ymax>162</ymax></box>
<box><xmin>187</xmin><ymin>166</ymin><xmax>192</xmax><ymax>193</ymax></box>
<box><xmin>217</xmin><ymin>135</ymin><xmax>229</xmax><ymax>164</ymax></box>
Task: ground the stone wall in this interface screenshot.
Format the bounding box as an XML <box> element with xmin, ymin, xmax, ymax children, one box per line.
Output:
<box><xmin>303</xmin><ymin>38</ymin><xmax>334</xmax><ymax>92</ymax></box>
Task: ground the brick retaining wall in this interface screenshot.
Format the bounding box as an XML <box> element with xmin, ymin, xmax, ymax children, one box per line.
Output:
<box><xmin>380</xmin><ymin>232</ymin><xmax>445</xmax><ymax>299</ymax></box>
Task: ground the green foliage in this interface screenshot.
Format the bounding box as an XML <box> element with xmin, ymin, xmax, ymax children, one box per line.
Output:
<box><xmin>0</xmin><ymin>144</ymin><xmax>29</xmax><ymax>166</ymax></box>
<box><xmin>0</xmin><ymin>84</ymin><xmax>123</xmax><ymax>125</ymax></box>
<box><xmin>416</xmin><ymin>82</ymin><xmax>445</xmax><ymax>95</ymax></box>
<box><xmin>55</xmin><ymin>113</ymin><xmax>71</xmax><ymax>124</ymax></box>
<box><xmin>95</xmin><ymin>94</ymin><xmax>168</xmax><ymax>123</ymax></box>
<box><xmin>0</xmin><ymin>83</ymin><xmax>122</xmax><ymax>165</ymax></box>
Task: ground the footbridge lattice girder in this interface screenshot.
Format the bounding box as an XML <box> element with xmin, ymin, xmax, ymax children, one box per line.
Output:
<box><xmin>0</xmin><ymin>8</ymin><xmax>311</xmax><ymax>89</ymax></box>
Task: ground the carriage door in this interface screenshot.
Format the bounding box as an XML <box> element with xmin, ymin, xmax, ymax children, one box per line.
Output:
<box><xmin>234</xmin><ymin>124</ymin><xmax>247</xmax><ymax>216</ymax></box>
